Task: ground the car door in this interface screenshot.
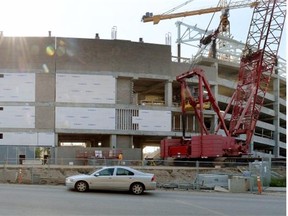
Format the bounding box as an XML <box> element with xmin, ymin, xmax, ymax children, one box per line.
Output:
<box><xmin>89</xmin><ymin>167</ymin><xmax>115</xmax><ymax>190</ymax></box>
<box><xmin>114</xmin><ymin>167</ymin><xmax>135</xmax><ymax>190</ymax></box>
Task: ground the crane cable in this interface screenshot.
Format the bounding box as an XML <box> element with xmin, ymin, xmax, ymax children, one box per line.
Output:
<box><xmin>188</xmin><ymin>0</ymin><xmax>230</xmax><ymax>71</ymax></box>
<box><xmin>202</xmin><ymin>1</ymin><xmax>220</xmax><ymax>39</ymax></box>
<box><xmin>162</xmin><ymin>0</ymin><xmax>196</xmax><ymax>15</ymax></box>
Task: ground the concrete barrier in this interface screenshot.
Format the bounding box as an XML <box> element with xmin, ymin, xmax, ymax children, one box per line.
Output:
<box><xmin>228</xmin><ymin>176</ymin><xmax>250</xmax><ymax>193</ymax></box>
<box><xmin>22</xmin><ymin>160</ymin><xmax>43</xmax><ymax>165</ymax></box>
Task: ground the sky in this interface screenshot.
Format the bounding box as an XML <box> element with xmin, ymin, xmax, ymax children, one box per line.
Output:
<box><xmin>0</xmin><ymin>0</ymin><xmax>286</xmax><ymax>59</ymax></box>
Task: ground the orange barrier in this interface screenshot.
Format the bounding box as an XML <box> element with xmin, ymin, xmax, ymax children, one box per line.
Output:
<box><xmin>257</xmin><ymin>176</ymin><xmax>262</xmax><ymax>194</ymax></box>
<box><xmin>18</xmin><ymin>169</ymin><xmax>22</xmax><ymax>184</ymax></box>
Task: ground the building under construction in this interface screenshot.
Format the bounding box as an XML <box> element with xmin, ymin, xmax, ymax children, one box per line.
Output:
<box><xmin>0</xmin><ymin>26</ymin><xmax>285</xmax><ymax>165</ymax></box>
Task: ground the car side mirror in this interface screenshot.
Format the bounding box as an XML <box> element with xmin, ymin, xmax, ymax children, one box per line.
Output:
<box><xmin>94</xmin><ymin>173</ymin><xmax>100</xmax><ymax>177</ymax></box>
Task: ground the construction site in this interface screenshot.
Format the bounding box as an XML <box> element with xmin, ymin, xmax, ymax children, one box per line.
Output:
<box><xmin>0</xmin><ymin>0</ymin><xmax>286</xmax><ymax>167</ymax></box>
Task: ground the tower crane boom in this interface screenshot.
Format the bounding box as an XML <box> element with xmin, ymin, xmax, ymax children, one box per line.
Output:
<box><xmin>142</xmin><ymin>0</ymin><xmax>260</xmax><ymax>24</ymax></box>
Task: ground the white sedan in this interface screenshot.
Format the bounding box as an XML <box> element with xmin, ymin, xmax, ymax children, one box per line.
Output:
<box><xmin>65</xmin><ymin>166</ymin><xmax>157</xmax><ymax>195</ymax></box>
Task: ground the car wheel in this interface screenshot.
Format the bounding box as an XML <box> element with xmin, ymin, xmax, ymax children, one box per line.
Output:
<box><xmin>130</xmin><ymin>183</ymin><xmax>144</xmax><ymax>195</ymax></box>
<box><xmin>75</xmin><ymin>181</ymin><xmax>88</xmax><ymax>192</ymax></box>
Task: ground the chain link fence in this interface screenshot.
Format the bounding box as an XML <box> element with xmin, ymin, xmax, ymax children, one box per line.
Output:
<box><xmin>0</xmin><ymin>157</ymin><xmax>285</xmax><ymax>192</ymax></box>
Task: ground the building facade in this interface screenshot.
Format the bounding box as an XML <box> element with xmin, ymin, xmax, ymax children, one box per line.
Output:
<box><xmin>0</xmin><ymin>36</ymin><xmax>285</xmax><ymax>164</ymax></box>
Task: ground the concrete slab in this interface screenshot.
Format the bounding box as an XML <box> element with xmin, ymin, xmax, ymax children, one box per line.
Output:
<box><xmin>264</xmin><ymin>187</ymin><xmax>286</xmax><ymax>193</ymax></box>
<box><xmin>214</xmin><ymin>186</ymin><xmax>229</xmax><ymax>193</ymax></box>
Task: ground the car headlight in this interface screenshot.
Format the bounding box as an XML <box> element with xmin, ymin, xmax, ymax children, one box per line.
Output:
<box><xmin>66</xmin><ymin>178</ymin><xmax>75</xmax><ymax>183</ymax></box>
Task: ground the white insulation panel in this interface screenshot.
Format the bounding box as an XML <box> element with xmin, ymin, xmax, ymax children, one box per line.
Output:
<box><xmin>0</xmin><ymin>73</ymin><xmax>35</xmax><ymax>102</ymax></box>
<box><xmin>56</xmin><ymin>107</ymin><xmax>115</xmax><ymax>130</ymax></box>
<box><xmin>56</xmin><ymin>74</ymin><xmax>115</xmax><ymax>103</ymax></box>
<box><xmin>0</xmin><ymin>106</ymin><xmax>35</xmax><ymax>128</ymax></box>
<box><xmin>0</xmin><ymin>132</ymin><xmax>55</xmax><ymax>146</ymax></box>
<box><xmin>132</xmin><ymin>110</ymin><xmax>171</xmax><ymax>131</ymax></box>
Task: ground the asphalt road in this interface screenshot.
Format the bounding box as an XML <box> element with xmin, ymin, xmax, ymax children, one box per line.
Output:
<box><xmin>0</xmin><ymin>184</ymin><xmax>285</xmax><ymax>216</ymax></box>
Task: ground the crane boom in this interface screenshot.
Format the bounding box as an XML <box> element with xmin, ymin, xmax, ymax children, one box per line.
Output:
<box><xmin>228</xmin><ymin>0</ymin><xmax>286</xmax><ymax>150</ymax></box>
<box><xmin>142</xmin><ymin>0</ymin><xmax>260</xmax><ymax>24</ymax></box>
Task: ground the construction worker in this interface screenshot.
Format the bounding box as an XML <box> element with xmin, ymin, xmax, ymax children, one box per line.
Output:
<box><xmin>118</xmin><ymin>153</ymin><xmax>123</xmax><ymax>165</ymax></box>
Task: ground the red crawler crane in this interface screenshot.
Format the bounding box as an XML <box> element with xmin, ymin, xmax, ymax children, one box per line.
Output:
<box><xmin>161</xmin><ymin>0</ymin><xmax>286</xmax><ymax>160</ymax></box>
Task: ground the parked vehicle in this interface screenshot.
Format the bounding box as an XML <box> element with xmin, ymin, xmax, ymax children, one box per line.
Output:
<box><xmin>65</xmin><ymin>166</ymin><xmax>156</xmax><ymax>195</ymax></box>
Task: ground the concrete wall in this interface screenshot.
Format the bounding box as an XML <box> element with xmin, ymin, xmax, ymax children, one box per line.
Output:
<box><xmin>116</xmin><ymin>135</ymin><xmax>132</xmax><ymax>149</ymax></box>
<box><xmin>0</xmin><ymin>37</ymin><xmax>55</xmax><ymax>71</ymax></box>
<box><xmin>54</xmin><ymin>38</ymin><xmax>172</xmax><ymax>75</ymax></box>
<box><xmin>117</xmin><ymin>77</ymin><xmax>132</xmax><ymax>104</ymax></box>
<box><xmin>0</xmin><ymin>37</ymin><xmax>172</xmax><ymax>76</ymax></box>
<box><xmin>35</xmin><ymin>73</ymin><xmax>55</xmax><ymax>129</ymax></box>
<box><xmin>228</xmin><ymin>176</ymin><xmax>250</xmax><ymax>193</ymax></box>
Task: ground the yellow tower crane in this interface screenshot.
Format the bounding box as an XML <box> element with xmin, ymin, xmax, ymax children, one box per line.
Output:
<box><xmin>142</xmin><ymin>0</ymin><xmax>259</xmax><ymax>26</ymax></box>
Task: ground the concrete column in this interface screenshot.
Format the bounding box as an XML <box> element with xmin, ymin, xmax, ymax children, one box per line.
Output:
<box><xmin>273</xmin><ymin>76</ymin><xmax>280</xmax><ymax>157</ymax></box>
<box><xmin>130</xmin><ymin>136</ymin><xmax>134</xmax><ymax>149</ymax></box>
<box><xmin>192</xmin><ymin>115</ymin><xmax>195</xmax><ymax>132</ymax></box>
<box><xmin>250</xmin><ymin>141</ymin><xmax>254</xmax><ymax>155</ymax></box>
<box><xmin>116</xmin><ymin>77</ymin><xmax>133</xmax><ymax>104</ymax></box>
<box><xmin>212</xmin><ymin>114</ymin><xmax>217</xmax><ymax>133</ymax></box>
<box><xmin>116</xmin><ymin>135</ymin><xmax>131</xmax><ymax>149</ymax></box>
<box><xmin>165</xmin><ymin>80</ymin><xmax>173</xmax><ymax>107</ymax></box>
<box><xmin>110</xmin><ymin>135</ymin><xmax>117</xmax><ymax>148</ymax></box>
<box><xmin>210</xmin><ymin>85</ymin><xmax>218</xmax><ymax>133</ymax></box>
